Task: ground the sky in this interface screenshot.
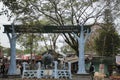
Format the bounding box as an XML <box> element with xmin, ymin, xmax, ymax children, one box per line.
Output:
<box><xmin>1</xmin><ymin>1</ymin><xmax>120</xmax><ymax>50</ymax></box>
<box><xmin>0</xmin><ymin>16</ymin><xmax>64</xmax><ymax>50</ymax></box>
<box><xmin>0</xmin><ymin>15</ymin><xmax>22</xmax><ymax>49</ymax></box>
<box><xmin>0</xmin><ymin>1</ymin><xmax>95</xmax><ymax>49</ymax></box>
<box><xmin>0</xmin><ymin>17</ymin><xmax>64</xmax><ymax>50</ymax></box>
<box><xmin>0</xmin><ymin>2</ymin><xmax>21</xmax><ymax>49</ymax></box>
<box><xmin>0</xmin><ymin>2</ymin><xmax>10</xmax><ymax>48</ymax></box>
<box><xmin>0</xmin><ymin>13</ymin><xmax>64</xmax><ymax>50</ymax></box>
<box><xmin>0</xmin><ymin>2</ymin><xmax>65</xmax><ymax>50</ymax></box>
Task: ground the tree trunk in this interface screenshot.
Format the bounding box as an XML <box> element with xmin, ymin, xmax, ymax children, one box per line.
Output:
<box><xmin>77</xmin><ymin>37</ymin><xmax>86</xmax><ymax>74</ymax></box>
<box><xmin>7</xmin><ymin>35</ymin><xmax>17</xmax><ymax>75</ymax></box>
<box><xmin>77</xmin><ymin>26</ymin><xmax>87</xmax><ymax>74</ymax></box>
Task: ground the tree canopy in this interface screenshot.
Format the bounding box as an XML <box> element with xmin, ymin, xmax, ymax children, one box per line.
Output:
<box><xmin>94</xmin><ymin>27</ymin><xmax>120</xmax><ymax>56</ymax></box>
<box><xmin>1</xmin><ymin>0</ymin><xmax>120</xmax><ymax>55</ymax></box>
<box><xmin>94</xmin><ymin>7</ymin><xmax>120</xmax><ymax>56</ymax></box>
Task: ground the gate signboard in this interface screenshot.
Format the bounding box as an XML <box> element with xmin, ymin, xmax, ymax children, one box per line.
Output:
<box><xmin>3</xmin><ymin>25</ymin><xmax>91</xmax><ymax>33</ymax></box>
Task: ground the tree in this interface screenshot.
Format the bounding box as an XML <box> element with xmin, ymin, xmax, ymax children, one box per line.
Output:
<box><xmin>95</xmin><ymin>29</ymin><xmax>120</xmax><ymax>56</ymax></box>
<box><xmin>61</xmin><ymin>43</ymin><xmax>75</xmax><ymax>54</ymax></box>
<box><xmin>85</xmin><ymin>0</ymin><xmax>120</xmax><ymax>56</ymax></box>
<box><xmin>39</xmin><ymin>33</ymin><xmax>59</xmax><ymax>51</ymax></box>
<box><xmin>94</xmin><ymin>3</ymin><xmax>120</xmax><ymax>56</ymax></box>
<box><xmin>6</xmin><ymin>21</ymin><xmax>18</xmax><ymax>75</ymax></box>
<box><xmin>1</xmin><ymin>0</ymin><xmax>106</xmax><ymax>54</ymax></box>
<box><xmin>1</xmin><ymin>0</ymin><xmax>107</xmax><ymax>74</ymax></box>
<box><xmin>73</xmin><ymin>25</ymin><xmax>91</xmax><ymax>74</ymax></box>
<box><xmin>17</xmin><ymin>19</ymin><xmax>60</xmax><ymax>53</ymax></box>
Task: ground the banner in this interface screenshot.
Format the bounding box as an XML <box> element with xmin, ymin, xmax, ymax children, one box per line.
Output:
<box><xmin>99</xmin><ymin>64</ymin><xmax>104</xmax><ymax>73</ymax></box>
<box><xmin>116</xmin><ymin>56</ymin><xmax>120</xmax><ymax>65</ymax></box>
<box><xmin>0</xmin><ymin>49</ymin><xmax>3</xmax><ymax>58</ymax></box>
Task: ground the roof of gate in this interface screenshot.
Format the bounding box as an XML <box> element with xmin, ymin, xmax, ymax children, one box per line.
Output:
<box><xmin>3</xmin><ymin>24</ymin><xmax>92</xmax><ymax>33</ymax></box>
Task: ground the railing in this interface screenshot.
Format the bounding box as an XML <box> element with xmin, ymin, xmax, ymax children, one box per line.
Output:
<box><xmin>22</xmin><ymin>61</ymin><xmax>72</xmax><ymax>79</ymax></box>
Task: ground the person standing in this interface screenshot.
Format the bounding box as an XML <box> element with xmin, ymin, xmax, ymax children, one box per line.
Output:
<box><xmin>1</xmin><ymin>63</ymin><xmax>5</xmax><ymax>75</ymax></box>
<box><xmin>16</xmin><ymin>64</ymin><xmax>21</xmax><ymax>75</ymax></box>
<box><xmin>89</xmin><ymin>62</ymin><xmax>95</xmax><ymax>80</ymax></box>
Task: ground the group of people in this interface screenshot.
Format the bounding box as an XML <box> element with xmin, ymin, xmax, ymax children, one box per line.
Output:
<box><xmin>0</xmin><ymin>61</ymin><xmax>23</xmax><ymax>76</ymax></box>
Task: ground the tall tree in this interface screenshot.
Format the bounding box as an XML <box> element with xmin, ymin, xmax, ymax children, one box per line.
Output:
<box><xmin>6</xmin><ymin>20</ymin><xmax>17</xmax><ymax>75</ymax></box>
<box><xmin>86</xmin><ymin>0</ymin><xmax>120</xmax><ymax>54</ymax></box>
<box><xmin>73</xmin><ymin>25</ymin><xmax>91</xmax><ymax>74</ymax></box>
<box><xmin>1</xmin><ymin>0</ymin><xmax>107</xmax><ymax>54</ymax></box>
<box><xmin>1</xmin><ymin>0</ymin><xmax>108</xmax><ymax>74</ymax></box>
<box><xmin>94</xmin><ymin>0</ymin><xmax>120</xmax><ymax>56</ymax></box>
<box><xmin>94</xmin><ymin>28</ymin><xmax>120</xmax><ymax>56</ymax></box>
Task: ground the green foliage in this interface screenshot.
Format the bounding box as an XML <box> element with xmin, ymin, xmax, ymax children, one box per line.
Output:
<box><xmin>17</xmin><ymin>33</ymin><xmax>39</xmax><ymax>53</ymax></box>
<box><xmin>0</xmin><ymin>46</ymin><xmax>22</xmax><ymax>56</ymax></box>
<box><xmin>61</xmin><ymin>44</ymin><xmax>75</xmax><ymax>54</ymax></box>
<box><xmin>94</xmin><ymin>27</ymin><xmax>120</xmax><ymax>56</ymax></box>
<box><xmin>1</xmin><ymin>0</ymin><xmax>106</xmax><ymax>56</ymax></box>
<box><xmin>17</xmin><ymin>19</ymin><xmax>54</xmax><ymax>54</ymax></box>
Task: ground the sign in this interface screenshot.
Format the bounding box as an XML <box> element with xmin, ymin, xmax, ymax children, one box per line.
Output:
<box><xmin>99</xmin><ymin>64</ymin><xmax>104</xmax><ymax>73</ymax></box>
<box><xmin>0</xmin><ymin>49</ymin><xmax>3</xmax><ymax>58</ymax></box>
<box><xmin>116</xmin><ymin>56</ymin><xmax>120</xmax><ymax>65</ymax></box>
<box><xmin>3</xmin><ymin>25</ymin><xmax>91</xmax><ymax>33</ymax></box>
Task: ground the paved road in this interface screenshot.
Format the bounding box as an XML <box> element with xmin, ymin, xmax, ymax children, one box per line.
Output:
<box><xmin>0</xmin><ymin>75</ymin><xmax>110</xmax><ymax>80</ymax></box>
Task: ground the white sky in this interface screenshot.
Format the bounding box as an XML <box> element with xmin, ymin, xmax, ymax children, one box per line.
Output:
<box><xmin>0</xmin><ymin>1</ymin><xmax>95</xmax><ymax>49</ymax></box>
<box><xmin>0</xmin><ymin>2</ymin><xmax>9</xmax><ymax>48</ymax></box>
<box><xmin>0</xmin><ymin>2</ymin><xmax>21</xmax><ymax>49</ymax></box>
<box><xmin>0</xmin><ymin>14</ymin><xmax>64</xmax><ymax>50</ymax></box>
<box><xmin>1</xmin><ymin>1</ymin><xmax>120</xmax><ymax>50</ymax></box>
<box><xmin>0</xmin><ymin>15</ymin><xmax>21</xmax><ymax>49</ymax></box>
<box><xmin>0</xmin><ymin>17</ymin><xmax>64</xmax><ymax>50</ymax></box>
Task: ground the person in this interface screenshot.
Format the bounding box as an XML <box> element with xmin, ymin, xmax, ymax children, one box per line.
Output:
<box><xmin>1</xmin><ymin>63</ymin><xmax>5</xmax><ymax>75</ymax></box>
<box><xmin>19</xmin><ymin>63</ymin><xmax>23</xmax><ymax>75</ymax></box>
<box><xmin>16</xmin><ymin>64</ymin><xmax>21</xmax><ymax>75</ymax></box>
<box><xmin>89</xmin><ymin>62</ymin><xmax>95</xmax><ymax>80</ymax></box>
